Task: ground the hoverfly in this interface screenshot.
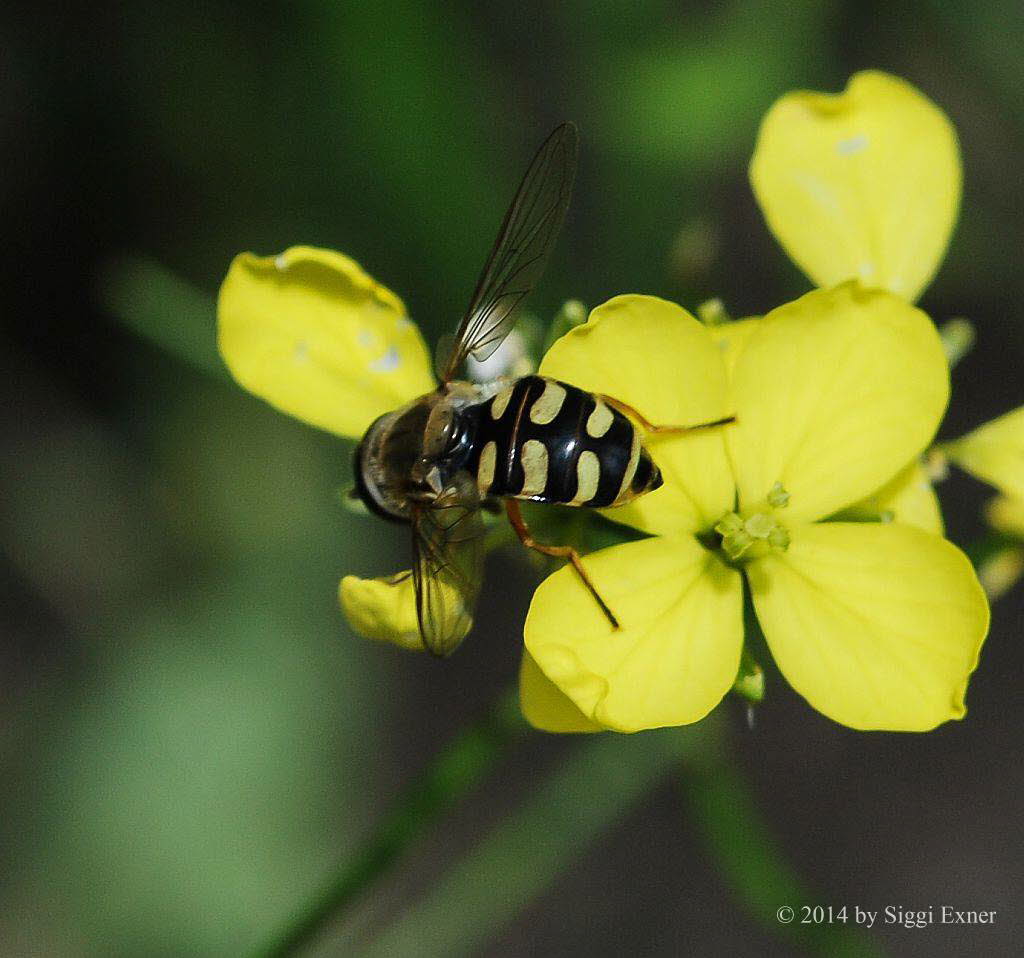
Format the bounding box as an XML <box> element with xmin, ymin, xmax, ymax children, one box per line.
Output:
<box><xmin>353</xmin><ymin>123</ymin><xmax>732</xmax><ymax>656</ymax></box>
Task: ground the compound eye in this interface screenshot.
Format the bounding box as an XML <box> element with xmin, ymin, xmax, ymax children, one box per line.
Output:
<box><xmin>439</xmin><ymin>416</ymin><xmax>460</xmax><ymax>454</ymax></box>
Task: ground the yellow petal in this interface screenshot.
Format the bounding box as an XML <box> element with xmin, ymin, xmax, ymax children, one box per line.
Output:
<box><xmin>945</xmin><ymin>406</ymin><xmax>1024</xmax><ymax>500</ymax></box>
<box><xmin>750</xmin><ymin>70</ymin><xmax>961</xmax><ymax>302</ymax></box>
<box><xmin>748</xmin><ymin>522</ymin><xmax>989</xmax><ymax>731</ymax></box>
<box><xmin>836</xmin><ymin>460</ymin><xmax>944</xmax><ymax>534</ymax></box>
<box><xmin>339</xmin><ymin>572</ymin><xmax>426</xmax><ymax>652</ymax></box>
<box><xmin>519</xmin><ymin>652</ymin><xmax>604</xmax><ymax>733</ymax></box>
<box><xmin>539</xmin><ymin>295</ymin><xmax>735</xmax><ymax>536</ymax></box>
<box><xmin>985</xmin><ymin>495</ymin><xmax>1024</xmax><ymax>539</ymax></box>
<box><xmin>727</xmin><ymin>283</ymin><xmax>949</xmax><ymax>524</ymax></box>
<box><xmin>218</xmin><ymin>246</ymin><xmax>434</xmax><ymax>439</ymax></box>
<box><xmin>524</xmin><ymin>535</ymin><xmax>744</xmax><ymax>732</ymax></box>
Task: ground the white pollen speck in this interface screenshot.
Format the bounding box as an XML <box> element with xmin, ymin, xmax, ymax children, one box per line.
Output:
<box><xmin>275</xmin><ymin>254</ymin><xmax>288</xmax><ymax>270</ymax></box>
<box><xmin>369</xmin><ymin>346</ymin><xmax>401</xmax><ymax>372</ymax></box>
<box><xmin>358</xmin><ymin>329</ymin><xmax>375</xmax><ymax>348</ymax></box>
<box><xmin>837</xmin><ymin>133</ymin><xmax>869</xmax><ymax>156</ymax></box>
<box><xmin>858</xmin><ymin>261</ymin><xmax>876</xmax><ymax>279</ymax></box>
<box><xmin>294</xmin><ymin>340</ymin><xmax>310</xmax><ymax>362</ymax></box>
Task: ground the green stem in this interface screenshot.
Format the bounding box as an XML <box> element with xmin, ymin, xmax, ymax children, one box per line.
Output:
<box><xmin>356</xmin><ymin>722</ymin><xmax>715</xmax><ymax>958</ymax></box>
<box><xmin>98</xmin><ymin>255</ymin><xmax>227</xmax><ymax>377</ymax></box>
<box><xmin>257</xmin><ymin>689</ymin><xmax>526</xmax><ymax>958</ymax></box>
<box><xmin>682</xmin><ymin>749</ymin><xmax>884</xmax><ymax>958</ymax></box>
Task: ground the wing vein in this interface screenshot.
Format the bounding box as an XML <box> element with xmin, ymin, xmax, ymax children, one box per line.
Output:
<box><xmin>435</xmin><ymin>123</ymin><xmax>579</xmax><ymax>382</ymax></box>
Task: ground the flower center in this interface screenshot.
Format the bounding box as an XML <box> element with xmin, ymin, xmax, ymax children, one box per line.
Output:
<box><xmin>713</xmin><ymin>482</ymin><xmax>791</xmax><ymax>561</ymax></box>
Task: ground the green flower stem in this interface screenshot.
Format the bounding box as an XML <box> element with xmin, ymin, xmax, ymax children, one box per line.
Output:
<box><xmin>355</xmin><ymin>719</ymin><xmax>717</xmax><ymax>958</ymax></box>
<box><xmin>99</xmin><ymin>255</ymin><xmax>227</xmax><ymax>377</ymax></box>
<box><xmin>257</xmin><ymin>689</ymin><xmax>527</xmax><ymax>958</ymax></box>
<box><xmin>682</xmin><ymin>749</ymin><xmax>883</xmax><ymax>958</ymax></box>
<box><xmin>259</xmin><ymin>698</ymin><xmax>873</xmax><ymax>958</ymax></box>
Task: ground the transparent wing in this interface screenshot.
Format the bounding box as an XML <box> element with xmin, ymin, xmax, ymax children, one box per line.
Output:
<box><xmin>411</xmin><ymin>473</ymin><xmax>485</xmax><ymax>657</ymax></box>
<box><xmin>436</xmin><ymin>122</ymin><xmax>579</xmax><ymax>383</ymax></box>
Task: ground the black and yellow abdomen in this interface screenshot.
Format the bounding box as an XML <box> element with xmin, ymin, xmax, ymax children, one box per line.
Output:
<box><xmin>467</xmin><ymin>375</ymin><xmax>662</xmax><ymax>507</ymax></box>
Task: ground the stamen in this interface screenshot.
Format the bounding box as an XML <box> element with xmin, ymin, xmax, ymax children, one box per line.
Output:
<box><xmin>714</xmin><ymin>483</ymin><xmax>792</xmax><ymax>561</ymax></box>
<box><xmin>744</xmin><ymin>512</ymin><xmax>775</xmax><ymax>539</ymax></box>
<box><xmin>767</xmin><ymin>481</ymin><xmax>790</xmax><ymax>508</ymax></box>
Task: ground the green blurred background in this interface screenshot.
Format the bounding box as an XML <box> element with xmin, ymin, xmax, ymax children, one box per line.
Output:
<box><xmin>3</xmin><ymin>1</ymin><xmax>1023</xmax><ymax>955</ymax></box>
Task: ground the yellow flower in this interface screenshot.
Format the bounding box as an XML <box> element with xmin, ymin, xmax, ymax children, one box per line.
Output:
<box><xmin>750</xmin><ymin>70</ymin><xmax>961</xmax><ymax>303</ymax></box>
<box><xmin>944</xmin><ymin>406</ymin><xmax>1024</xmax><ymax>503</ymax></box>
<box><xmin>524</xmin><ymin>286</ymin><xmax>989</xmax><ymax>733</ymax></box>
<box><xmin>218</xmin><ymin>246</ymin><xmax>442</xmax><ymax>646</ymax></box>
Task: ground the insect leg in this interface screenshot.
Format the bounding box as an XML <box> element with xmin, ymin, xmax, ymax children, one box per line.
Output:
<box><xmin>601</xmin><ymin>395</ymin><xmax>735</xmax><ymax>435</ymax></box>
<box><xmin>505</xmin><ymin>499</ymin><xmax>620</xmax><ymax>630</ymax></box>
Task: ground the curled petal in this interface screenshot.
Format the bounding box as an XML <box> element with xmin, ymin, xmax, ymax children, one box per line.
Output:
<box><xmin>218</xmin><ymin>246</ymin><xmax>434</xmax><ymax>439</ymax></box>
<box><xmin>837</xmin><ymin>460</ymin><xmax>944</xmax><ymax>534</ymax></box>
<box><xmin>524</xmin><ymin>535</ymin><xmax>744</xmax><ymax>732</ymax></box>
<box><xmin>339</xmin><ymin>572</ymin><xmax>426</xmax><ymax>652</ymax></box>
<box><xmin>748</xmin><ymin>522</ymin><xmax>989</xmax><ymax>731</ymax></box>
<box><xmin>750</xmin><ymin>70</ymin><xmax>961</xmax><ymax>302</ymax></box>
<box><xmin>540</xmin><ymin>295</ymin><xmax>735</xmax><ymax>536</ymax></box>
<box><xmin>945</xmin><ymin>405</ymin><xmax>1024</xmax><ymax>501</ymax></box>
<box><xmin>727</xmin><ymin>283</ymin><xmax>949</xmax><ymax>523</ymax></box>
<box><xmin>519</xmin><ymin>652</ymin><xmax>604</xmax><ymax>733</ymax></box>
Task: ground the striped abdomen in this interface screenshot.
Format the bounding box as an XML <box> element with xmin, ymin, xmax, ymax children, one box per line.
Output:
<box><xmin>467</xmin><ymin>376</ymin><xmax>662</xmax><ymax>507</ymax></box>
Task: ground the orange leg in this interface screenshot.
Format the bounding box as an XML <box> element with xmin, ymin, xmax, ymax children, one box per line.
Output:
<box><xmin>601</xmin><ymin>395</ymin><xmax>735</xmax><ymax>435</ymax></box>
<box><xmin>505</xmin><ymin>499</ymin><xmax>620</xmax><ymax>630</ymax></box>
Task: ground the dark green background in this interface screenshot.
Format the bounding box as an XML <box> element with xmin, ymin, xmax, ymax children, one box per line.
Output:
<box><xmin>3</xmin><ymin>1</ymin><xmax>1022</xmax><ymax>955</ymax></box>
